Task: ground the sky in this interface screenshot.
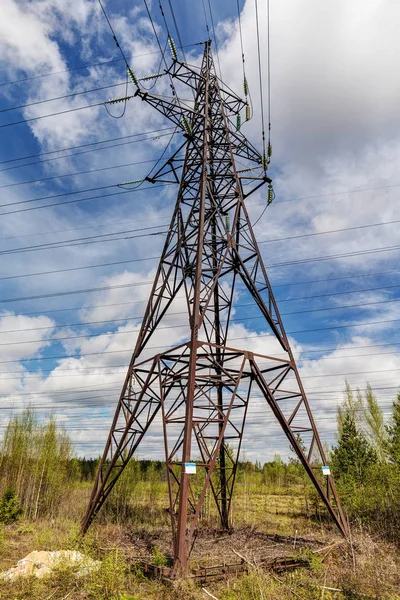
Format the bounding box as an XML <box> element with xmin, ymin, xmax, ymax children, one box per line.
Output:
<box><xmin>0</xmin><ymin>0</ymin><xmax>400</xmax><ymax>463</ymax></box>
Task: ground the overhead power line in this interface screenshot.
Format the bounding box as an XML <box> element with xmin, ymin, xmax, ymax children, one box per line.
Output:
<box><xmin>2</xmin><ymin>338</ymin><xmax>400</xmax><ymax>368</ymax></box>
<box><xmin>1</xmin><ymin>172</ymin><xmax>399</xmax><ymax>217</ymax></box>
<box><xmin>254</xmin><ymin>0</ymin><xmax>266</xmax><ymax>161</ymax></box>
<box><xmin>0</xmin><ymin>226</ymin><xmax>168</xmax><ymax>257</ymax></box>
<box><xmin>0</xmin><ymin>81</ymin><xmax>129</xmax><ymax>114</ymax></box>
<box><xmin>0</xmin><ymin>183</ymin><xmax>172</xmax><ymax>217</ymax></box>
<box><xmin>207</xmin><ymin>0</ymin><xmax>222</xmax><ymax>79</ymax></box>
<box><xmin>1</xmin><ymin>313</ymin><xmax>400</xmax><ymax>349</ymax></box>
<box><xmin>1</xmin><ymin>264</ymin><xmax>400</xmax><ymax>306</ymax></box>
<box><xmin>1</xmin><ymin>361</ymin><xmax>400</xmax><ymax>385</ymax></box>
<box><xmin>0</xmin><ymin>129</ymin><xmax>175</xmax><ymax>173</ymax></box>
<box><xmin>0</xmin><ymin>126</ymin><xmax>173</xmax><ymax>167</ymax></box>
<box><xmin>1</xmin><ymin>345</ymin><xmax>400</xmax><ymax>377</ymax></box>
<box><xmin>1</xmin><ymin>293</ymin><xmax>400</xmax><ymax>337</ymax></box>
<box><xmin>0</xmin><ymin>156</ymin><xmax>176</xmax><ymax>191</ymax></box>
<box><xmin>0</xmin><ymin>100</ymin><xmax>107</xmax><ymax>130</ymax></box>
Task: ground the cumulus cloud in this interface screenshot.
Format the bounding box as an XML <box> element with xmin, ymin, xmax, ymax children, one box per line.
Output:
<box><xmin>1</xmin><ymin>0</ymin><xmax>400</xmax><ymax>461</ymax></box>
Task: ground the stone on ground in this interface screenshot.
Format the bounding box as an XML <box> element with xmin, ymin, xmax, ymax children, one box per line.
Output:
<box><xmin>2</xmin><ymin>550</ymin><xmax>100</xmax><ymax>580</ymax></box>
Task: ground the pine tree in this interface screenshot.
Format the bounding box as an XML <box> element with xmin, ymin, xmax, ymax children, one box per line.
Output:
<box><xmin>331</xmin><ymin>413</ymin><xmax>377</xmax><ymax>484</ymax></box>
<box><xmin>386</xmin><ymin>392</ymin><xmax>400</xmax><ymax>464</ymax></box>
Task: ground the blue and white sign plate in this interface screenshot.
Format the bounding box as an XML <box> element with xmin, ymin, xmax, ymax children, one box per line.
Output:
<box><xmin>185</xmin><ymin>462</ymin><xmax>197</xmax><ymax>474</ymax></box>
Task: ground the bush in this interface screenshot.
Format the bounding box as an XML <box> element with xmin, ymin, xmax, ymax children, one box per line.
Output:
<box><xmin>0</xmin><ymin>488</ymin><xmax>23</xmax><ymax>524</ymax></box>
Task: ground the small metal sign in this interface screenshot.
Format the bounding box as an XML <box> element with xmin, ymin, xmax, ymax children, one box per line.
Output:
<box><xmin>322</xmin><ymin>465</ymin><xmax>331</xmax><ymax>476</ymax></box>
<box><xmin>185</xmin><ymin>462</ymin><xmax>196</xmax><ymax>474</ymax></box>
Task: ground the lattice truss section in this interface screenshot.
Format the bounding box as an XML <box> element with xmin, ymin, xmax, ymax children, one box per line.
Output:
<box><xmin>82</xmin><ymin>41</ymin><xmax>348</xmax><ymax>570</ymax></box>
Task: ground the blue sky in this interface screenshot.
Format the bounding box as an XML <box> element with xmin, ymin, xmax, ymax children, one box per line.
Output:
<box><xmin>0</xmin><ymin>0</ymin><xmax>400</xmax><ymax>461</ymax></box>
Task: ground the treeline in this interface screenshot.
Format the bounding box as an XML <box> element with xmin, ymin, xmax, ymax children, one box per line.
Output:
<box><xmin>0</xmin><ymin>409</ymin><xmax>76</xmax><ymax>519</ymax></box>
<box><xmin>78</xmin><ymin>457</ymin><xmax>165</xmax><ymax>482</ymax></box>
<box><xmin>1</xmin><ymin>385</ymin><xmax>400</xmax><ymax>538</ymax></box>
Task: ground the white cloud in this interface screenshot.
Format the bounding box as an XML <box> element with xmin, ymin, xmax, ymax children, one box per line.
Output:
<box><xmin>1</xmin><ymin>0</ymin><xmax>400</xmax><ymax>462</ymax></box>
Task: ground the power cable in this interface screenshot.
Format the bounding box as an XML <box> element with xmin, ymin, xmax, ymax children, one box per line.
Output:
<box><xmin>201</xmin><ymin>0</ymin><xmax>210</xmax><ymax>36</ymax></box>
<box><xmin>1</xmin><ymin>204</ymin><xmax>399</xmax><ymax>249</ymax></box>
<box><xmin>1</xmin><ymin>171</ymin><xmax>400</xmax><ymax>217</ymax></box>
<box><xmin>254</xmin><ymin>0</ymin><xmax>266</xmax><ymax>164</ymax></box>
<box><xmin>0</xmin><ymin>100</ymin><xmax>108</xmax><ymax>130</ymax></box>
<box><xmin>1</xmin><ymin>209</ymin><xmax>399</xmax><ymax>260</ymax></box>
<box><xmin>1</xmin><ymin>263</ymin><xmax>397</xmax><ymax>321</ymax></box>
<box><xmin>0</xmin><ymin>47</ymin><xmax>202</xmax><ymax>89</ymax></box>
<box><xmin>143</xmin><ymin>0</ymin><xmax>180</xmax><ymax>104</ymax></box>
<box><xmin>1</xmin><ymin>358</ymin><xmax>400</xmax><ymax>386</ymax></box>
<box><xmin>0</xmin><ymin>127</ymin><xmax>174</xmax><ymax>168</ymax></box>
<box><xmin>97</xmin><ymin>0</ymin><xmax>131</xmax><ymax>69</ymax></box>
<box><xmin>257</xmin><ymin>218</ymin><xmax>400</xmax><ymax>245</ymax></box>
<box><xmin>207</xmin><ymin>0</ymin><xmax>223</xmax><ymax>79</ymax></box>
<box><xmin>0</xmin><ymin>227</ymin><xmax>168</xmax><ymax>257</ymax></box>
<box><xmin>0</xmin><ymin>131</ymin><xmax>174</xmax><ymax>175</ymax></box>
<box><xmin>2</xmin><ymin>293</ymin><xmax>400</xmax><ymax>337</ymax></box>
<box><xmin>2</xmin><ymin>257</ymin><xmax>400</xmax><ymax>304</ymax></box>
<box><xmin>0</xmin><ymin>275</ymin><xmax>158</xmax><ymax>305</ymax></box>
<box><xmin>2</xmin><ymin>338</ymin><xmax>400</xmax><ymax>368</ymax></box>
<box><xmin>266</xmin><ymin>0</ymin><xmax>272</xmax><ymax>152</ymax></box>
<box><xmin>167</xmin><ymin>0</ymin><xmax>187</xmax><ymax>61</ymax></box>
<box><xmin>0</xmin><ymin>155</ymin><xmax>176</xmax><ymax>191</ymax></box>
<box><xmin>235</xmin><ymin>0</ymin><xmax>252</xmax><ymax>122</ymax></box>
<box><xmin>103</xmin><ymin>69</ymin><xmax>129</xmax><ymax>118</ymax></box>
<box><xmin>1</xmin><ymin>313</ymin><xmax>400</xmax><ymax>349</ymax></box>
<box><xmin>0</xmin><ymin>80</ymin><xmax>129</xmax><ymax>115</ymax></box>
<box><xmin>2</xmin><ymin>345</ymin><xmax>400</xmax><ymax>377</ymax></box>
<box><xmin>276</xmin><ymin>182</ymin><xmax>400</xmax><ymax>206</ymax></box>
<box><xmin>0</xmin><ymin>183</ymin><xmax>172</xmax><ymax>217</ymax></box>
<box><xmin>3</xmin><ymin>44</ymin><xmax>200</xmax><ymax>91</ymax></box>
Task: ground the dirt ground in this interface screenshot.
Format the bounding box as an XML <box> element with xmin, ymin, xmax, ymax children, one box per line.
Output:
<box><xmin>120</xmin><ymin>522</ymin><xmax>337</xmax><ymax>568</ymax></box>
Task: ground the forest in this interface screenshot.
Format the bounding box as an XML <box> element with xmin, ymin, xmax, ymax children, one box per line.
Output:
<box><xmin>0</xmin><ymin>383</ymin><xmax>399</xmax><ymax>599</ymax></box>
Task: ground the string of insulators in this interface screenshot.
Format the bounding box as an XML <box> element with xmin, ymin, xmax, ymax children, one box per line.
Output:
<box><xmin>118</xmin><ymin>179</ymin><xmax>143</xmax><ymax>187</ymax></box>
<box><xmin>139</xmin><ymin>73</ymin><xmax>164</xmax><ymax>81</ymax></box>
<box><xmin>267</xmin><ymin>183</ymin><xmax>275</xmax><ymax>205</ymax></box>
<box><xmin>262</xmin><ymin>143</ymin><xmax>273</xmax><ymax>172</ymax></box>
<box><xmin>225</xmin><ymin>214</ymin><xmax>230</xmax><ymax>233</ymax></box>
<box><xmin>127</xmin><ymin>67</ymin><xmax>139</xmax><ymax>87</ymax></box>
<box><xmin>245</xmin><ymin>105</ymin><xmax>250</xmax><ymax>121</ymax></box>
<box><xmin>107</xmin><ymin>95</ymin><xmax>134</xmax><ymax>105</ymax></box>
<box><xmin>243</xmin><ymin>78</ymin><xmax>249</xmax><ymax>97</ymax></box>
<box><xmin>237</xmin><ymin>167</ymin><xmax>254</xmax><ymax>173</ymax></box>
<box><xmin>181</xmin><ymin>115</ymin><xmax>192</xmax><ymax>136</ymax></box>
<box><xmin>168</xmin><ymin>36</ymin><xmax>178</xmax><ymax>61</ymax></box>
<box><xmin>262</xmin><ymin>154</ymin><xmax>268</xmax><ymax>171</ymax></box>
<box><xmin>236</xmin><ymin>114</ymin><xmax>241</xmax><ymax>131</ymax></box>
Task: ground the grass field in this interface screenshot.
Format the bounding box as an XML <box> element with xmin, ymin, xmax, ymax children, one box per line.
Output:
<box><xmin>0</xmin><ymin>480</ymin><xmax>399</xmax><ymax>600</ymax></box>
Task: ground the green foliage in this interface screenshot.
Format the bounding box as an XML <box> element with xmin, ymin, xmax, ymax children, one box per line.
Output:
<box><xmin>386</xmin><ymin>392</ymin><xmax>400</xmax><ymax>464</ymax></box>
<box><xmin>0</xmin><ymin>409</ymin><xmax>77</xmax><ymax>519</ymax></box>
<box><xmin>331</xmin><ymin>413</ymin><xmax>377</xmax><ymax>483</ymax></box>
<box><xmin>0</xmin><ymin>488</ymin><xmax>23</xmax><ymax>524</ymax></box>
<box><xmin>337</xmin><ymin>381</ymin><xmax>363</xmax><ymax>436</ymax></box>
<box><xmin>89</xmin><ymin>550</ymin><xmax>127</xmax><ymax>600</ymax></box>
<box><xmin>332</xmin><ymin>384</ymin><xmax>400</xmax><ymax>538</ymax></box>
<box><xmin>363</xmin><ymin>383</ymin><xmax>387</xmax><ymax>462</ymax></box>
<box><xmin>151</xmin><ymin>545</ymin><xmax>169</xmax><ymax>566</ymax></box>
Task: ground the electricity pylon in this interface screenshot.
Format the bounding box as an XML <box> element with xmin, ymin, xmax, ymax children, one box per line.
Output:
<box><xmin>82</xmin><ymin>40</ymin><xmax>348</xmax><ymax>574</ymax></box>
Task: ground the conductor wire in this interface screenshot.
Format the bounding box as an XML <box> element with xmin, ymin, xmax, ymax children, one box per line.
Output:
<box><xmin>254</xmin><ymin>0</ymin><xmax>266</xmax><ymax>162</ymax></box>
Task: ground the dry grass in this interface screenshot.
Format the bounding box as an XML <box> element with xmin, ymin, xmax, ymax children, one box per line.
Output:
<box><xmin>0</xmin><ymin>483</ymin><xmax>399</xmax><ymax>599</ymax></box>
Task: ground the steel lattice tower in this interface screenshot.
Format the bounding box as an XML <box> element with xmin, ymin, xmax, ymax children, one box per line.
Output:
<box><xmin>82</xmin><ymin>41</ymin><xmax>348</xmax><ymax>574</ymax></box>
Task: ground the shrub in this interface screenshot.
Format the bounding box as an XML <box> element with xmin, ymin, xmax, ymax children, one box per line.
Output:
<box><xmin>0</xmin><ymin>488</ymin><xmax>23</xmax><ymax>524</ymax></box>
